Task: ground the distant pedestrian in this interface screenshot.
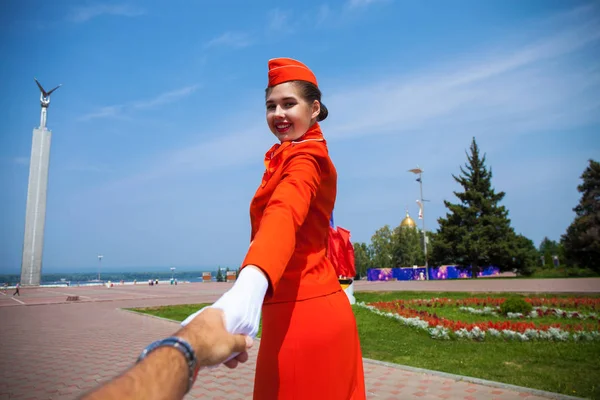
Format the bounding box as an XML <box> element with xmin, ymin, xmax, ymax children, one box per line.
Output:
<box><xmin>13</xmin><ymin>283</ymin><xmax>20</xmax><ymax>296</ymax></box>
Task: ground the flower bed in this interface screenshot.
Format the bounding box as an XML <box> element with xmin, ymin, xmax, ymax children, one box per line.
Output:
<box><xmin>359</xmin><ymin>297</ymin><xmax>600</xmax><ymax>342</ymax></box>
<box><xmin>401</xmin><ymin>297</ymin><xmax>600</xmax><ymax>310</ymax></box>
<box><xmin>459</xmin><ymin>306</ymin><xmax>599</xmax><ymax>321</ymax></box>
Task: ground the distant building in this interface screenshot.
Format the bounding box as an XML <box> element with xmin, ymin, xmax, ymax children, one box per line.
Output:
<box><xmin>400</xmin><ymin>211</ymin><xmax>417</xmax><ymax>229</ymax></box>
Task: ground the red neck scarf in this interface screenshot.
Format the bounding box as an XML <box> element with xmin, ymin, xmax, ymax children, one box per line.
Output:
<box><xmin>261</xmin><ymin>123</ymin><xmax>324</xmax><ymax>186</ymax></box>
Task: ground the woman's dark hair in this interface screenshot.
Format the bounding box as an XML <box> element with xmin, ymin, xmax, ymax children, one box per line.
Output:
<box><xmin>265</xmin><ymin>80</ymin><xmax>329</xmax><ymax>122</ymax></box>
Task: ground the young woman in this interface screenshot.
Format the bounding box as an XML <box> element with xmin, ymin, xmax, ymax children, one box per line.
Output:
<box><xmin>183</xmin><ymin>58</ymin><xmax>365</xmax><ymax>399</ymax></box>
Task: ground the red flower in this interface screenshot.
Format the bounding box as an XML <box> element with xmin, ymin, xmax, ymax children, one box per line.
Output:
<box><xmin>368</xmin><ymin>297</ymin><xmax>599</xmax><ymax>336</ymax></box>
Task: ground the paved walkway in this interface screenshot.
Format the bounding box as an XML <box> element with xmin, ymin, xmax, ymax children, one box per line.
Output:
<box><xmin>2</xmin><ymin>280</ymin><xmax>596</xmax><ymax>399</ymax></box>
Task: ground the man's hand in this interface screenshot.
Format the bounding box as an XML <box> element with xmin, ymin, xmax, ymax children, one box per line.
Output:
<box><xmin>175</xmin><ymin>308</ymin><xmax>252</xmax><ymax>368</ymax></box>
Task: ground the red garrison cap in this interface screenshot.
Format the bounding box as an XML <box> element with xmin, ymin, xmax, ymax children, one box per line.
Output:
<box><xmin>268</xmin><ymin>58</ymin><xmax>318</xmax><ymax>88</ymax></box>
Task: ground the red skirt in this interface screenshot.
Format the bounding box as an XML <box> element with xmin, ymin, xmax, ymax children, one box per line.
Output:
<box><xmin>254</xmin><ymin>290</ymin><xmax>366</xmax><ymax>400</ymax></box>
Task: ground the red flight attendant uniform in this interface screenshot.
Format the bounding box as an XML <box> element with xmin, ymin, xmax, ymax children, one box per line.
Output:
<box><xmin>241</xmin><ymin>58</ymin><xmax>366</xmax><ymax>400</ymax></box>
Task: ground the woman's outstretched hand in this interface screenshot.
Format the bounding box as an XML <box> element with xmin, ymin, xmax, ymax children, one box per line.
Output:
<box><xmin>181</xmin><ymin>266</ymin><xmax>269</xmax><ymax>364</ymax></box>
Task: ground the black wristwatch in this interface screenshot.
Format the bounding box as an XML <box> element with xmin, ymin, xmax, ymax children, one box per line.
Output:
<box><xmin>137</xmin><ymin>336</ymin><xmax>199</xmax><ymax>393</ymax></box>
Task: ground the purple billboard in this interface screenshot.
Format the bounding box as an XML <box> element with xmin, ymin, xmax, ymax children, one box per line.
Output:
<box><xmin>367</xmin><ymin>265</ymin><xmax>500</xmax><ymax>281</ymax></box>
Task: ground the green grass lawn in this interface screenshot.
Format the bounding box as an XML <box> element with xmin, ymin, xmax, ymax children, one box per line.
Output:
<box><xmin>133</xmin><ymin>303</ymin><xmax>208</xmax><ymax>322</ymax></box>
<box><xmin>134</xmin><ymin>303</ymin><xmax>263</xmax><ymax>337</ymax></box>
<box><xmin>131</xmin><ymin>291</ymin><xmax>600</xmax><ymax>399</ymax></box>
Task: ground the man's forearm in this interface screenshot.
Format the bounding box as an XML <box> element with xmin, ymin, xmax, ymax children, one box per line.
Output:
<box><xmin>80</xmin><ymin>347</ymin><xmax>189</xmax><ymax>400</ymax></box>
<box><xmin>79</xmin><ymin>309</ymin><xmax>251</xmax><ymax>400</ymax></box>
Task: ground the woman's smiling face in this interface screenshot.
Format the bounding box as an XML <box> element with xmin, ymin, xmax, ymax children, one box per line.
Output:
<box><xmin>265</xmin><ymin>82</ymin><xmax>320</xmax><ymax>142</ymax></box>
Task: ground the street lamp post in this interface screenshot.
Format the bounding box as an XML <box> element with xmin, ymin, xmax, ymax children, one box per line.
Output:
<box><xmin>97</xmin><ymin>255</ymin><xmax>103</xmax><ymax>281</ymax></box>
<box><xmin>408</xmin><ymin>166</ymin><xmax>429</xmax><ymax>280</ymax></box>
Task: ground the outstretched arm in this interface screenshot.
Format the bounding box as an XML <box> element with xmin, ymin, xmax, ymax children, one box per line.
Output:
<box><xmin>181</xmin><ymin>152</ymin><xmax>323</xmax><ymax>353</ymax></box>
<box><xmin>243</xmin><ymin>153</ymin><xmax>322</xmax><ymax>290</ymax></box>
<box><xmin>80</xmin><ymin>308</ymin><xmax>252</xmax><ymax>400</ymax></box>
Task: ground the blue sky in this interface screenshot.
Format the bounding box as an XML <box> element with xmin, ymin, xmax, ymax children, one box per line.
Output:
<box><xmin>1</xmin><ymin>0</ymin><xmax>599</xmax><ymax>273</ymax></box>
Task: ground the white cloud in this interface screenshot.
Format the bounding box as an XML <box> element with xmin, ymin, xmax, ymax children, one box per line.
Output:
<box><xmin>131</xmin><ymin>86</ymin><xmax>199</xmax><ymax>109</ymax></box>
<box><xmin>204</xmin><ymin>32</ymin><xmax>253</xmax><ymax>49</ymax></box>
<box><xmin>67</xmin><ymin>4</ymin><xmax>145</xmax><ymax>23</ymax></box>
<box><xmin>0</xmin><ymin>156</ymin><xmax>30</xmax><ymax>167</ymax></box>
<box><xmin>79</xmin><ymin>105</ymin><xmax>125</xmax><ymax>121</ymax></box>
<box><xmin>316</xmin><ymin>4</ymin><xmax>330</xmax><ymax>26</ymax></box>
<box><xmin>104</xmin><ymin>126</ymin><xmax>270</xmax><ymax>187</ymax></box>
<box><xmin>13</xmin><ymin>157</ymin><xmax>29</xmax><ymax>166</ymax></box>
<box><xmin>63</xmin><ymin>163</ymin><xmax>114</xmax><ymax>173</ymax></box>
<box><xmin>79</xmin><ymin>85</ymin><xmax>199</xmax><ymax>121</ymax></box>
<box><xmin>90</xmin><ymin>5</ymin><xmax>600</xmax><ymax>194</ymax></box>
<box><xmin>323</xmin><ymin>13</ymin><xmax>600</xmax><ymax>147</ymax></box>
<box><xmin>347</xmin><ymin>0</ymin><xmax>389</xmax><ymax>8</ymax></box>
<box><xmin>267</xmin><ymin>8</ymin><xmax>292</xmax><ymax>32</ymax></box>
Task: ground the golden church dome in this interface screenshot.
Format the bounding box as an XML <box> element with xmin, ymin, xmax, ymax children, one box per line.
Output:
<box><xmin>400</xmin><ymin>211</ymin><xmax>416</xmax><ymax>228</ymax></box>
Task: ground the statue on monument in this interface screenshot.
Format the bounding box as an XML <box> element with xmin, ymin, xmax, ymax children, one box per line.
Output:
<box><xmin>35</xmin><ymin>78</ymin><xmax>61</xmax><ymax>107</ymax></box>
<box><xmin>34</xmin><ymin>78</ymin><xmax>61</xmax><ymax>128</ymax></box>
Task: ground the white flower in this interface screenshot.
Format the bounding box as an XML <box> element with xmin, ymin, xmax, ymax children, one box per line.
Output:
<box><xmin>506</xmin><ymin>312</ymin><xmax>523</xmax><ymax>318</ymax></box>
<box><xmin>429</xmin><ymin>326</ymin><xmax>451</xmax><ymax>340</ymax></box>
<box><xmin>357</xmin><ymin>301</ymin><xmax>600</xmax><ymax>343</ymax></box>
<box><xmin>459</xmin><ymin>306</ymin><xmax>497</xmax><ymax>316</ymax></box>
<box><xmin>488</xmin><ymin>328</ymin><xmax>501</xmax><ymax>337</ymax></box>
<box><xmin>524</xmin><ymin>329</ymin><xmax>540</xmax><ymax>340</ymax></box>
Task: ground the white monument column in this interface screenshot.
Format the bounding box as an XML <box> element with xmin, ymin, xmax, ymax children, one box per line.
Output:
<box><xmin>20</xmin><ymin>79</ymin><xmax>61</xmax><ymax>286</ymax></box>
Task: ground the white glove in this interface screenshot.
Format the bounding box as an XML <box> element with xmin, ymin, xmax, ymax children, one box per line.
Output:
<box><xmin>181</xmin><ymin>266</ymin><xmax>268</xmax><ymax>363</ymax></box>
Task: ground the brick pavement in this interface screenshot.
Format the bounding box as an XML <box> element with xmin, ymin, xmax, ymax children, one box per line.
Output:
<box><xmin>1</xmin><ymin>280</ymin><xmax>593</xmax><ymax>399</ymax></box>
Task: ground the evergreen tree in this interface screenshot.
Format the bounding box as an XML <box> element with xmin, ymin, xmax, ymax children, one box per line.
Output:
<box><xmin>392</xmin><ymin>226</ymin><xmax>425</xmax><ymax>267</ymax></box>
<box><xmin>216</xmin><ymin>268</ymin><xmax>224</xmax><ymax>282</ymax></box>
<box><xmin>433</xmin><ymin>137</ymin><xmax>515</xmax><ymax>276</ymax></box>
<box><xmin>561</xmin><ymin>159</ymin><xmax>600</xmax><ymax>273</ymax></box>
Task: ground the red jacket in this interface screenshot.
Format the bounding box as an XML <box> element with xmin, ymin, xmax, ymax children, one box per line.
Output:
<box><xmin>242</xmin><ymin>123</ymin><xmax>341</xmax><ymax>303</ymax></box>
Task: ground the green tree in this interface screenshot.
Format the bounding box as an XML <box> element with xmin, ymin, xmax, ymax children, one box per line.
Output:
<box><xmin>216</xmin><ymin>268</ymin><xmax>224</xmax><ymax>282</ymax></box>
<box><xmin>561</xmin><ymin>159</ymin><xmax>600</xmax><ymax>273</ymax></box>
<box><xmin>507</xmin><ymin>234</ymin><xmax>538</xmax><ymax>276</ymax></box>
<box><xmin>432</xmin><ymin>137</ymin><xmax>516</xmax><ymax>276</ymax></box>
<box><xmin>353</xmin><ymin>242</ymin><xmax>373</xmax><ymax>279</ymax></box>
<box><xmin>538</xmin><ymin>237</ymin><xmax>564</xmax><ymax>268</ymax></box>
<box><xmin>392</xmin><ymin>226</ymin><xmax>425</xmax><ymax>267</ymax></box>
<box><xmin>370</xmin><ymin>225</ymin><xmax>394</xmax><ymax>268</ymax></box>
<box><xmin>426</xmin><ymin>231</ymin><xmax>439</xmax><ymax>265</ymax></box>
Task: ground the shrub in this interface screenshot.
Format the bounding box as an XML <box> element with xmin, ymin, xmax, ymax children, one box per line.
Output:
<box><xmin>530</xmin><ymin>267</ymin><xmax>599</xmax><ymax>278</ymax></box>
<box><xmin>500</xmin><ymin>297</ymin><xmax>533</xmax><ymax>316</ymax></box>
<box><xmin>566</xmin><ymin>267</ymin><xmax>599</xmax><ymax>277</ymax></box>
